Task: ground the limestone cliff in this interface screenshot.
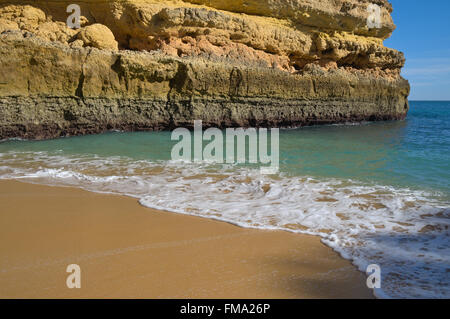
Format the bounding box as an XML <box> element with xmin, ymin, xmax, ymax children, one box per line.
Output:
<box><xmin>0</xmin><ymin>0</ymin><xmax>409</xmax><ymax>139</ymax></box>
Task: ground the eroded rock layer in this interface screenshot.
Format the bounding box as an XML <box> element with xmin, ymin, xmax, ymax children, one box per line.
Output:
<box><xmin>0</xmin><ymin>0</ymin><xmax>409</xmax><ymax>139</ymax></box>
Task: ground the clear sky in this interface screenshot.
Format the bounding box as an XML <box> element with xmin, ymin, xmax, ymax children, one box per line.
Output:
<box><xmin>384</xmin><ymin>0</ymin><xmax>450</xmax><ymax>100</ymax></box>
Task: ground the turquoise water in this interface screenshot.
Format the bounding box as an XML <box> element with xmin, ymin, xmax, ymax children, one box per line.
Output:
<box><xmin>3</xmin><ymin>101</ymin><xmax>449</xmax><ymax>196</ymax></box>
<box><xmin>1</xmin><ymin>101</ymin><xmax>449</xmax><ymax>298</ymax></box>
<box><xmin>282</xmin><ymin>101</ymin><xmax>450</xmax><ymax>197</ymax></box>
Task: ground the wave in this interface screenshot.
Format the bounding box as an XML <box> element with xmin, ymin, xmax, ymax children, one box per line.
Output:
<box><xmin>0</xmin><ymin>151</ymin><xmax>449</xmax><ymax>298</ymax></box>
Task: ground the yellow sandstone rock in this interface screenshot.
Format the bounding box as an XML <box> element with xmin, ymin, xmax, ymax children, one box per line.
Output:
<box><xmin>0</xmin><ymin>0</ymin><xmax>410</xmax><ymax>139</ymax></box>
<box><xmin>77</xmin><ymin>23</ymin><xmax>119</xmax><ymax>51</ymax></box>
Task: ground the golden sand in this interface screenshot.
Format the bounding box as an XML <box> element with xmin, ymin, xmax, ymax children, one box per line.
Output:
<box><xmin>0</xmin><ymin>180</ymin><xmax>373</xmax><ymax>298</ymax></box>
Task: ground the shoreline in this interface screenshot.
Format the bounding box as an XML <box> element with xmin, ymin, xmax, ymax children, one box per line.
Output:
<box><xmin>0</xmin><ymin>179</ymin><xmax>374</xmax><ymax>298</ymax></box>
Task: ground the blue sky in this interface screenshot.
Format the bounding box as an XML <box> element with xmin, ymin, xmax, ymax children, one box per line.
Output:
<box><xmin>384</xmin><ymin>0</ymin><xmax>450</xmax><ymax>100</ymax></box>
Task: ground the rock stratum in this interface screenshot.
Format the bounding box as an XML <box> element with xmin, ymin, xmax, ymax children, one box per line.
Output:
<box><xmin>0</xmin><ymin>0</ymin><xmax>409</xmax><ymax>139</ymax></box>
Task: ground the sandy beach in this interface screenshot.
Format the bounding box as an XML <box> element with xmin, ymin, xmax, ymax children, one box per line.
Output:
<box><xmin>0</xmin><ymin>180</ymin><xmax>373</xmax><ymax>299</ymax></box>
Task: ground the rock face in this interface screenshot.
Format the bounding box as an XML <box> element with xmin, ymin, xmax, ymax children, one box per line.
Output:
<box><xmin>76</xmin><ymin>24</ymin><xmax>119</xmax><ymax>51</ymax></box>
<box><xmin>0</xmin><ymin>0</ymin><xmax>409</xmax><ymax>139</ymax></box>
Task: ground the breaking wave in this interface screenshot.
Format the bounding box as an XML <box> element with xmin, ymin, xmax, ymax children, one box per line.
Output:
<box><xmin>0</xmin><ymin>151</ymin><xmax>448</xmax><ymax>298</ymax></box>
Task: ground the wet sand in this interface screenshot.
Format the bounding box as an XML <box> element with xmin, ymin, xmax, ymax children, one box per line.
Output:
<box><xmin>0</xmin><ymin>180</ymin><xmax>373</xmax><ymax>298</ymax></box>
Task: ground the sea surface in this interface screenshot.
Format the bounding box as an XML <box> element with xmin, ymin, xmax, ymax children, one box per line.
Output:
<box><xmin>1</xmin><ymin>101</ymin><xmax>449</xmax><ymax>298</ymax></box>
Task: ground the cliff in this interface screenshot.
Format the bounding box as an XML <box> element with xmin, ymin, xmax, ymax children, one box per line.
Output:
<box><xmin>0</xmin><ymin>0</ymin><xmax>409</xmax><ymax>139</ymax></box>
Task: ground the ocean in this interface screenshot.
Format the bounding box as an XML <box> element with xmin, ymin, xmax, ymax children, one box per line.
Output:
<box><xmin>1</xmin><ymin>101</ymin><xmax>449</xmax><ymax>298</ymax></box>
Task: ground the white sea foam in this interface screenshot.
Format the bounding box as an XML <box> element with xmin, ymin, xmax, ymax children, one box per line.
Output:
<box><xmin>0</xmin><ymin>151</ymin><xmax>449</xmax><ymax>298</ymax></box>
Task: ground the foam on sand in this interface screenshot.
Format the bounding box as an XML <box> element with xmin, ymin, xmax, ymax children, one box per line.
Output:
<box><xmin>0</xmin><ymin>151</ymin><xmax>449</xmax><ymax>298</ymax></box>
